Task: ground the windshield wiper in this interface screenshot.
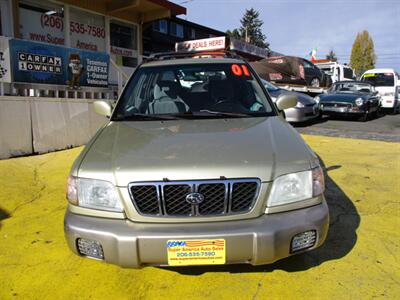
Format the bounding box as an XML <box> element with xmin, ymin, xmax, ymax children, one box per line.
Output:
<box><xmin>113</xmin><ymin>113</ymin><xmax>182</xmax><ymax>121</ymax></box>
<box><xmin>197</xmin><ymin>110</ymin><xmax>253</xmax><ymax>117</ymax></box>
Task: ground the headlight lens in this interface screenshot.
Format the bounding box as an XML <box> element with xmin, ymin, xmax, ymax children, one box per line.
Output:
<box><xmin>355</xmin><ymin>98</ymin><xmax>363</xmax><ymax>106</ymax></box>
<box><xmin>267</xmin><ymin>166</ymin><xmax>325</xmax><ymax>207</ymax></box>
<box><xmin>296</xmin><ymin>101</ymin><xmax>305</xmax><ymax>108</ymax></box>
<box><xmin>66</xmin><ymin>176</ymin><xmax>123</xmax><ymax>212</ymax></box>
<box><xmin>314</xmin><ymin>96</ymin><xmax>320</xmax><ymax>104</ymax></box>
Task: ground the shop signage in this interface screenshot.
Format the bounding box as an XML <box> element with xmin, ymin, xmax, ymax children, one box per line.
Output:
<box><xmin>0</xmin><ymin>37</ymin><xmax>12</xmax><ymax>83</ymax></box>
<box><xmin>175</xmin><ymin>36</ymin><xmax>226</xmax><ymax>52</ymax></box>
<box><xmin>10</xmin><ymin>39</ymin><xmax>109</xmax><ymax>87</ymax></box>
<box><xmin>110</xmin><ymin>45</ymin><xmax>137</xmax><ymax>58</ymax></box>
<box><xmin>19</xmin><ymin>6</ymin><xmax>106</xmax><ymax>52</ymax></box>
<box><xmin>19</xmin><ymin>7</ymin><xmax>65</xmax><ymax>46</ymax></box>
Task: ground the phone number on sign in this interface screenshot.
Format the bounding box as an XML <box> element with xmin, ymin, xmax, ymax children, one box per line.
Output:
<box><xmin>177</xmin><ymin>252</ymin><xmax>216</xmax><ymax>257</ymax></box>
<box><xmin>40</xmin><ymin>15</ymin><xmax>105</xmax><ymax>39</ymax></box>
<box><xmin>70</xmin><ymin>22</ymin><xmax>105</xmax><ymax>38</ymax></box>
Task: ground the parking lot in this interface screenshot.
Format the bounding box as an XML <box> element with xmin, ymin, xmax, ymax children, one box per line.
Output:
<box><xmin>0</xmin><ymin>134</ymin><xmax>399</xmax><ymax>299</ymax></box>
<box><xmin>295</xmin><ymin>112</ymin><xmax>400</xmax><ymax>142</ymax></box>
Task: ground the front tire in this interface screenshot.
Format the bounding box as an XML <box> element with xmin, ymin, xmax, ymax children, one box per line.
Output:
<box><xmin>360</xmin><ymin>112</ymin><xmax>369</xmax><ymax>122</ymax></box>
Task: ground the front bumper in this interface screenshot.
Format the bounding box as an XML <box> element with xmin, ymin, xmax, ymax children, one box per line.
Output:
<box><xmin>321</xmin><ymin>105</ymin><xmax>365</xmax><ymax>115</ymax></box>
<box><xmin>64</xmin><ymin>200</ymin><xmax>329</xmax><ymax>268</ymax></box>
<box><xmin>285</xmin><ymin>105</ymin><xmax>319</xmax><ymax>122</ymax></box>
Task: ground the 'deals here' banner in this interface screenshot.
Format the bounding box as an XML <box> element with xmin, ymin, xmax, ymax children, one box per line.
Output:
<box><xmin>10</xmin><ymin>39</ymin><xmax>109</xmax><ymax>87</ymax></box>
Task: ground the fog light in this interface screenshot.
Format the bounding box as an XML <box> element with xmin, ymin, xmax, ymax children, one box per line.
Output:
<box><xmin>77</xmin><ymin>238</ymin><xmax>104</xmax><ymax>259</ymax></box>
<box><xmin>291</xmin><ymin>230</ymin><xmax>317</xmax><ymax>253</ymax></box>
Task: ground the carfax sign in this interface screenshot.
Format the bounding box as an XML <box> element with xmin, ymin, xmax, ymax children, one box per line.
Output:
<box><xmin>10</xmin><ymin>39</ymin><xmax>109</xmax><ymax>87</ymax></box>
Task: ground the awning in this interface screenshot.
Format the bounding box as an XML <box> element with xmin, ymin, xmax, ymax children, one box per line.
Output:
<box><xmin>61</xmin><ymin>0</ymin><xmax>186</xmax><ymax>23</ymax></box>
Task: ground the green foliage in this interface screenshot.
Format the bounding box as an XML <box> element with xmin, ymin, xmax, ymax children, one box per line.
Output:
<box><xmin>326</xmin><ymin>50</ymin><xmax>337</xmax><ymax>62</ymax></box>
<box><xmin>226</xmin><ymin>29</ymin><xmax>241</xmax><ymax>40</ymax></box>
<box><xmin>226</xmin><ymin>8</ymin><xmax>269</xmax><ymax>49</ymax></box>
<box><xmin>350</xmin><ymin>30</ymin><xmax>376</xmax><ymax>77</ymax></box>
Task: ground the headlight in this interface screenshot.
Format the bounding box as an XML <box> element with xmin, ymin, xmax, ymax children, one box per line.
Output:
<box><xmin>267</xmin><ymin>166</ymin><xmax>325</xmax><ymax>207</ymax></box>
<box><xmin>296</xmin><ymin>101</ymin><xmax>305</xmax><ymax>108</ymax></box>
<box><xmin>66</xmin><ymin>176</ymin><xmax>123</xmax><ymax>212</ymax></box>
<box><xmin>384</xmin><ymin>92</ymin><xmax>394</xmax><ymax>96</ymax></box>
<box><xmin>314</xmin><ymin>96</ymin><xmax>320</xmax><ymax>104</ymax></box>
<box><xmin>355</xmin><ymin>98</ymin><xmax>364</xmax><ymax>106</ymax></box>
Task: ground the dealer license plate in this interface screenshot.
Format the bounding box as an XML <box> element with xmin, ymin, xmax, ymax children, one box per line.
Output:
<box><xmin>166</xmin><ymin>239</ymin><xmax>226</xmax><ymax>266</ymax></box>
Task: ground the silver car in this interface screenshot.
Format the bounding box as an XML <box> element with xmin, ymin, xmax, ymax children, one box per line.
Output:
<box><xmin>262</xmin><ymin>79</ymin><xmax>319</xmax><ymax>122</ymax></box>
<box><xmin>64</xmin><ymin>56</ymin><xmax>329</xmax><ymax>268</ymax></box>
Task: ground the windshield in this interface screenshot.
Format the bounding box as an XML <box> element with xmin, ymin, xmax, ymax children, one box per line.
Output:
<box><xmin>331</xmin><ymin>82</ymin><xmax>374</xmax><ymax>93</ymax></box>
<box><xmin>113</xmin><ymin>63</ymin><xmax>274</xmax><ymax>121</ymax></box>
<box><xmin>362</xmin><ymin>73</ymin><xmax>394</xmax><ymax>87</ymax></box>
<box><xmin>260</xmin><ymin>79</ymin><xmax>279</xmax><ymax>91</ymax></box>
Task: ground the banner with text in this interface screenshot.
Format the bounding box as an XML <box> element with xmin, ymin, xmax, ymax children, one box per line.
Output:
<box><xmin>0</xmin><ymin>37</ymin><xmax>12</xmax><ymax>83</ymax></box>
<box><xmin>10</xmin><ymin>39</ymin><xmax>109</xmax><ymax>87</ymax></box>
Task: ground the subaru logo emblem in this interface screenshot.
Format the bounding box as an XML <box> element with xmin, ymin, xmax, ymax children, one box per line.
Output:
<box><xmin>186</xmin><ymin>193</ymin><xmax>204</xmax><ymax>204</ymax></box>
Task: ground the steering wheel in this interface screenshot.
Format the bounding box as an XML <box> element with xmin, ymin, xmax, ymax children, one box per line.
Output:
<box><xmin>210</xmin><ymin>99</ymin><xmax>237</xmax><ymax>109</ymax></box>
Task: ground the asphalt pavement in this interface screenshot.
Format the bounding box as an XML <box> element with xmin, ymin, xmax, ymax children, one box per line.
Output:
<box><xmin>294</xmin><ymin>112</ymin><xmax>400</xmax><ymax>142</ymax></box>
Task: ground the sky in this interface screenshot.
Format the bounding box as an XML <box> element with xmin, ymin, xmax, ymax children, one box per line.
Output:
<box><xmin>171</xmin><ymin>0</ymin><xmax>400</xmax><ymax>72</ymax></box>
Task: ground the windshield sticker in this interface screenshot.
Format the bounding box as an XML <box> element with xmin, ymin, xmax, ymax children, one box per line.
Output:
<box><xmin>363</xmin><ymin>73</ymin><xmax>376</xmax><ymax>78</ymax></box>
<box><xmin>231</xmin><ymin>64</ymin><xmax>251</xmax><ymax>77</ymax></box>
<box><xmin>231</xmin><ymin>64</ymin><xmax>242</xmax><ymax>76</ymax></box>
<box><xmin>241</xmin><ymin>65</ymin><xmax>250</xmax><ymax>76</ymax></box>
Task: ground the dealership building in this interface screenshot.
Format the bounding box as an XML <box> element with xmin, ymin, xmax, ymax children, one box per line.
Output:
<box><xmin>0</xmin><ymin>0</ymin><xmax>186</xmax><ymax>96</ymax></box>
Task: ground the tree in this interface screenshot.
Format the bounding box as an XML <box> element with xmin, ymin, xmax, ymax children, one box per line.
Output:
<box><xmin>226</xmin><ymin>8</ymin><xmax>269</xmax><ymax>49</ymax></box>
<box><xmin>226</xmin><ymin>29</ymin><xmax>241</xmax><ymax>40</ymax></box>
<box><xmin>350</xmin><ymin>30</ymin><xmax>376</xmax><ymax>77</ymax></box>
<box><xmin>326</xmin><ymin>50</ymin><xmax>337</xmax><ymax>62</ymax></box>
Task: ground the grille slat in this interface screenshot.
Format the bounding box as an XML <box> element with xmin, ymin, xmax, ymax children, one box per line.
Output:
<box><xmin>164</xmin><ymin>185</ymin><xmax>192</xmax><ymax>216</ymax></box>
<box><xmin>129</xmin><ymin>179</ymin><xmax>260</xmax><ymax>217</ymax></box>
<box><xmin>198</xmin><ymin>183</ymin><xmax>226</xmax><ymax>215</ymax></box>
<box><xmin>231</xmin><ymin>182</ymin><xmax>258</xmax><ymax>212</ymax></box>
<box><xmin>130</xmin><ymin>185</ymin><xmax>160</xmax><ymax>215</ymax></box>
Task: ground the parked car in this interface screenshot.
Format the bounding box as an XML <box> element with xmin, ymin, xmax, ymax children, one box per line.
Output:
<box><xmin>262</xmin><ymin>79</ymin><xmax>319</xmax><ymax>122</ymax></box>
<box><xmin>316</xmin><ymin>81</ymin><xmax>381</xmax><ymax>121</ymax></box>
<box><xmin>251</xmin><ymin>56</ymin><xmax>331</xmax><ymax>88</ymax></box>
<box><xmin>360</xmin><ymin>68</ymin><xmax>400</xmax><ymax>113</ymax></box>
<box><xmin>64</xmin><ymin>50</ymin><xmax>329</xmax><ymax>268</ymax></box>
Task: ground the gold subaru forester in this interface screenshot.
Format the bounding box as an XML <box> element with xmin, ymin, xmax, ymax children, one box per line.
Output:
<box><xmin>64</xmin><ymin>54</ymin><xmax>329</xmax><ymax>268</ymax></box>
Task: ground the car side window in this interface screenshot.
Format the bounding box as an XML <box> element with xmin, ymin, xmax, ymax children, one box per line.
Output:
<box><xmin>303</xmin><ymin>61</ymin><xmax>313</xmax><ymax>69</ymax></box>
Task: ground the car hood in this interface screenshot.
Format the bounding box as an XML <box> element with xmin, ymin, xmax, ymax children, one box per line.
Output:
<box><xmin>268</xmin><ymin>89</ymin><xmax>316</xmax><ymax>105</ymax></box>
<box><xmin>320</xmin><ymin>92</ymin><xmax>365</xmax><ymax>103</ymax></box>
<box><xmin>77</xmin><ymin>117</ymin><xmax>315</xmax><ymax>186</ymax></box>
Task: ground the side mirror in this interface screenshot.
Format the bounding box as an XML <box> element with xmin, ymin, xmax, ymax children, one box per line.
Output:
<box><xmin>94</xmin><ymin>100</ymin><xmax>112</xmax><ymax>118</ymax></box>
<box><xmin>276</xmin><ymin>94</ymin><xmax>297</xmax><ymax>111</ymax></box>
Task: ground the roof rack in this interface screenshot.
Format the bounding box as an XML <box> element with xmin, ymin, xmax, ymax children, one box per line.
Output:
<box><xmin>145</xmin><ymin>50</ymin><xmax>243</xmax><ymax>62</ymax></box>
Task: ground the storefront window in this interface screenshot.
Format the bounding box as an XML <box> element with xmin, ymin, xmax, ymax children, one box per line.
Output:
<box><xmin>110</xmin><ymin>21</ymin><xmax>138</xmax><ymax>68</ymax></box>
<box><xmin>19</xmin><ymin>0</ymin><xmax>65</xmax><ymax>46</ymax></box>
<box><xmin>69</xmin><ymin>7</ymin><xmax>106</xmax><ymax>52</ymax></box>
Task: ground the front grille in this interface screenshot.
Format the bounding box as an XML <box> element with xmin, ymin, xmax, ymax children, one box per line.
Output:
<box><xmin>322</xmin><ymin>102</ymin><xmax>352</xmax><ymax>108</ymax></box>
<box><xmin>128</xmin><ymin>179</ymin><xmax>260</xmax><ymax>217</ymax></box>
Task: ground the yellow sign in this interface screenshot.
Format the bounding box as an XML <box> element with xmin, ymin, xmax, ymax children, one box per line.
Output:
<box><xmin>167</xmin><ymin>239</ymin><xmax>226</xmax><ymax>266</ymax></box>
<box><xmin>363</xmin><ymin>73</ymin><xmax>376</xmax><ymax>78</ymax></box>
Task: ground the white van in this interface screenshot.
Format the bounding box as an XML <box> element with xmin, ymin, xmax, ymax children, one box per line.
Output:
<box><xmin>316</xmin><ymin>62</ymin><xmax>355</xmax><ymax>83</ymax></box>
<box><xmin>361</xmin><ymin>68</ymin><xmax>399</xmax><ymax>111</ymax></box>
